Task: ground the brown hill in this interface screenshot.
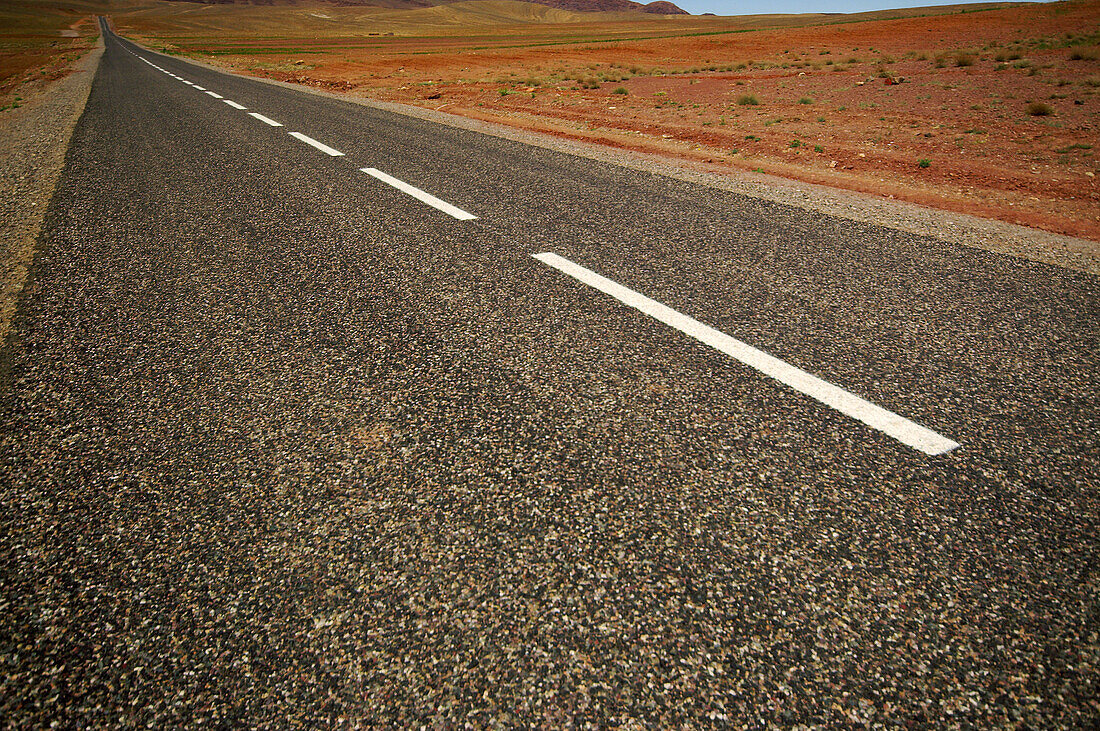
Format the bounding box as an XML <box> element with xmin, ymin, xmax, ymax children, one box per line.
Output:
<box><xmin>637</xmin><ymin>1</ymin><xmax>687</xmax><ymax>12</ymax></box>
<box><xmin>156</xmin><ymin>0</ymin><xmax>689</xmax><ymax>13</ymax></box>
<box><xmin>529</xmin><ymin>0</ymin><xmax>687</xmax><ymax>12</ymax></box>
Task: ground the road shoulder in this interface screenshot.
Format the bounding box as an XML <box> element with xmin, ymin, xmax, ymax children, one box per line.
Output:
<box><xmin>0</xmin><ymin>35</ymin><xmax>104</xmax><ymax>354</ymax></box>
<box><xmin>137</xmin><ymin>46</ymin><xmax>1100</xmax><ymax>277</ymax></box>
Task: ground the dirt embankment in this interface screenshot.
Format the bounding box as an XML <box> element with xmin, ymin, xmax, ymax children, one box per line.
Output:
<box><xmin>164</xmin><ymin>1</ymin><xmax>1099</xmax><ymax>246</ymax></box>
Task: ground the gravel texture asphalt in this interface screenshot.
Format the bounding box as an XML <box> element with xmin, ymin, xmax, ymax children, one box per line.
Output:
<box><xmin>1</xmin><ymin>19</ymin><xmax>1097</xmax><ymax>728</ymax></box>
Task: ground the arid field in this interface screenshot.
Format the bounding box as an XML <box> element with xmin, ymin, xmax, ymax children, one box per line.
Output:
<box><xmin>6</xmin><ymin>0</ymin><xmax>1100</xmax><ymax>240</ymax></box>
<box><xmin>0</xmin><ymin>0</ymin><xmax>100</xmax><ymax>103</ymax></box>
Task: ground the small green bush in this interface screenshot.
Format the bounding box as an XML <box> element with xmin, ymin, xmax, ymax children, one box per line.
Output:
<box><xmin>918</xmin><ymin>158</ymin><xmax>931</xmax><ymax>168</ymax></box>
<box><xmin>737</xmin><ymin>94</ymin><xmax>760</xmax><ymax>106</ymax></box>
<box><xmin>1027</xmin><ymin>101</ymin><xmax>1053</xmax><ymax>116</ymax></box>
<box><xmin>955</xmin><ymin>54</ymin><xmax>976</xmax><ymax>67</ymax></box>
<box><xmin>799</xmin><ymin>97</ymin><xmax>813</xmax><ymax>104</ymax></box>
<box><xmin>612</xmin><ymin>86</ymin><xmax>628</xmax><ymax>95</ymax></box>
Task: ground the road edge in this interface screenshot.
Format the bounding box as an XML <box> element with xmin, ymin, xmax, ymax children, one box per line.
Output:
<box><xmin>0</xmin><ymin>33</ymin><xmax>105</xmax><ymax>369</ymax></box>
<box><xmin>132</xmin><ymin>42</ymin><xmax>1098</xmax><ymax>277</ymax></box>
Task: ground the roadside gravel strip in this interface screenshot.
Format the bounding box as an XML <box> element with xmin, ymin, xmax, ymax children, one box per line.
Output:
<box><xmin>169</xmin><ymin>52</ymin><xmax>1099</xmax><ymax>276</ymax></box>
<box><xmin>2</xmin><ymin>22</ymin><xmax>1097</xmax><ymax>728</ymax></box>
<box><xmin>0</xmin><ymin>37</ymin><xmax>103</xmax><ymax>355</ymax></box>
<box><xmin>344</xmin><ymin>98</ymin><xmax>1100</xmax><ymax>276</ymax></box>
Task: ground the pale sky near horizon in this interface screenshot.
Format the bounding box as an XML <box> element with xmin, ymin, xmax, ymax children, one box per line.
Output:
<box><xmin>675</xmin><ymin>0</ymin><xmax>1039</xmax><ymax>15</ymax></box>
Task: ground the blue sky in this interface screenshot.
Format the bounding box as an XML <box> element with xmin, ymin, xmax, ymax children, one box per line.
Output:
<box><xmin>675</xmin><ymin>0</ymin><xmax>1032</xmax><ymax>14</ymax></box>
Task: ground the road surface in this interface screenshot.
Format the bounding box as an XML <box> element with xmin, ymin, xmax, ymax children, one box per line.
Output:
<box><xmin>1</xmin><ymin>18</ymin><xmax>1097</xmax><ymax>727</ymax></box>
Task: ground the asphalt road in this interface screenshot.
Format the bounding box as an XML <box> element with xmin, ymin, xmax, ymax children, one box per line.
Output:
<box><xmin>1</xmin><ymin>18</ymin><xmax>1097</xmax><ymax>727</ymax></box>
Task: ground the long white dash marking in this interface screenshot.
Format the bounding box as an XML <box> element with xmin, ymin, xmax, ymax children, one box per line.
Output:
<box><xmin>359</xmin><ymin>167</ymin><xmax>476</xmax><ymax>220</ymax></box>
<box><xmin>248</xmin><ymin>112</ymin><xmax>283</xmax><ymax>127</ymax></box>
<box><xmin>223</xmin><ymin>99</ymin><xmax>247</xmax><ymax>110</ymax></box>
<box><xmin>192</xmin><ymin>85</ymin><xmax>206</xmax><ymax>91</ymax></box>
<box><xmin>205</xmin><ymin>91</ymin><xmax>223</xmax><ymax>98</ymax></box>
<box><xmin>181</xmin><ymin>80</ymin><xmax>193</xmax><ymax>85</ymax></box>
<box><xmin>288</xmin><ymin>132</ymin><xmax>344</xmax><ymax>156</ymax></box>
<box><xmin>532</xmin><ymin>252</ymin><xmax>959</xmax><ymax>456</ymax></box>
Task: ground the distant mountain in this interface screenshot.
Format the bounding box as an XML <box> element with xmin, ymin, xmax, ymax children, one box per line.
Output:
<box><xmin>158</xmin><ymin>0</ymin><xmax>690</xmax><ymax>14</ymax></box>
<box><xmin>638</xmin><ymin>1</ymin><xmax>688</xmax><ymax>12</ymax></box>
<box><xmin>530</xmin><ymin>0</ymin><xmax>688</xmax><ymax>12</ymax></box>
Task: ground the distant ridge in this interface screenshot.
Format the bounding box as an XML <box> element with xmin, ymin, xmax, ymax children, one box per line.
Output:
<box><xmin>640</xmin><ymin>1</ymin><xmax>687</xmax><ymax>12</ymax></box>
<box><xmin>531</xmin><ymin>0</ymin><xmax>688</xmax><ymax>13</ymax></box>
<box><xmin>158</xmin><ymin>0</ymin><xmax>690</xmax><ymax>14</ymax></box>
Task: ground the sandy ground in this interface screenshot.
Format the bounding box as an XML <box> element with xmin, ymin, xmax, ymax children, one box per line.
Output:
<box><xmin>139</xmin><ymin>1</ymin><xmax>1100</xmax><ymax>245</ymax></box>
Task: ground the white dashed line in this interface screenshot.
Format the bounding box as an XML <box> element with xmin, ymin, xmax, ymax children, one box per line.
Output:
<box><xmin>288</xmin><ymin>132</ymin><xmax>344</xmax><ymax>157</ymax></box>
<box><xmin>359</xmin><ymin>167</ymin><xmax>476</xmax><ymax>220</ymax></box>
<box><xmin>205</xmin><ymin>91</ymin><xmax>223</xmax><ymax>99</ymax></box>
<box><xmin>532</xmin><ymin>252</ymin><xmax>960</xmax><ymax>456</ymax></box>
<box><xmin>223</xmin><ymin>99</ymin><xmax>247</xmax><ymax>110</ymax></box>
<box><xmin>248</xmin><ymin>112</ymin><xmax>283</xmax><ymax>127</ymax></box>
<box><xmin>193</xmin><ymin>85</ymin><xmax>207</xmax><ymax>91</ymax></box>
